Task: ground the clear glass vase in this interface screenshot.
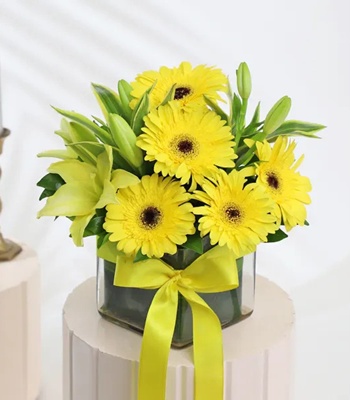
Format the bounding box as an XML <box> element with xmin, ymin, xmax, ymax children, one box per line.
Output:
<box><xmin>97</xmin><ymin>248</ymin><xmax>256</xmax><ymax>348</ymax></box>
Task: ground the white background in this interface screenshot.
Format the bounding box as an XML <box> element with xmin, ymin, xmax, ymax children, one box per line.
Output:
<box><xmin>0</xmin><ymin>0</ymin><xmax>349</xmax><ymax>399</ymax></box>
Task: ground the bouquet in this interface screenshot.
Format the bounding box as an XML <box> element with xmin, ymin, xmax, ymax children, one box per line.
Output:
<box><xmin>37</xmin><ymin>61</ymin><xmax>323</xmax><ymax>258</ymax></box>
<box><xmin>37</xmin><ymin>61</ymin><xmax>324</xmax><ymax>400</ymax></box>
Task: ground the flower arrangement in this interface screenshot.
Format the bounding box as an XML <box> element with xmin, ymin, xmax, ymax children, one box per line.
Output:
<box><xmin>37</xmin><ymin>62</ymin><xmax>323</xmax><ymax>258</ymax></box>
<box><xmin>37</xmin><ymin>61</ymin><xmax>324</xmax><ymax>400</ymax></box>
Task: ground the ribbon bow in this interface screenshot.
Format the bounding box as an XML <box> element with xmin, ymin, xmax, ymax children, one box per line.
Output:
<box><xmin>114</xmin><ymin>245</ymin><xmax>239</xmax><ymax>400</ymax></box>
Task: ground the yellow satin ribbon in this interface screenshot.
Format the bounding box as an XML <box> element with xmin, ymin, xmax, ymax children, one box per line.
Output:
<box><xmin>114</xmin><ymin>245</ymin><xmax>239</xmax><ymax>400</ymax></box>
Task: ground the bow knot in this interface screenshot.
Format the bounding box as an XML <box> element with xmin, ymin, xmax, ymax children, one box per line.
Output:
<box><xmin>169</xmin><ymin>269</ymin><xmax>182</xmax><ymax>284</ymax></box>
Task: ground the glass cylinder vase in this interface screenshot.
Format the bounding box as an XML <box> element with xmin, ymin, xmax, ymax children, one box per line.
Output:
<box><xmin>97</xmin><ymin>248</ymin><xmax>256</xmax><ymax>348</ymax></box>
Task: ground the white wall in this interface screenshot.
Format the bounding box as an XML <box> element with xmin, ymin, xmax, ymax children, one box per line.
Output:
<box><xmin>0</xmin><ymin>1</ymin><xmax>349</xmax><ymax>399</ymax></box>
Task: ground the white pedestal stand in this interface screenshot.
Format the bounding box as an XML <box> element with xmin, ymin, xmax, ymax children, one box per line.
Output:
<box><xmin>0</xmin><ymin>244</ymin><xmax>41</xmax><ymax>400</ymax></box>
<box><xmin>63</xmin><ymin>276</ymin><xmax>295</xmax><ymax>400</ymax></box>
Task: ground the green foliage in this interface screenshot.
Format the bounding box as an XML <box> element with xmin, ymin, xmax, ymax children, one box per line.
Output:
<box><xmin>131</xmin><ymin>90</ymin><xmax>150</xmax><ymax>136</ymax></box>
<box><xmin>203</xmin><ymin>95</ymin><xmax>229</xmax><ymax>124</ymax></box>
<box><xmin>117</xmin><ymin>80</ymin><xmax>133</xmax><ymax>123</ymax></box>
<box><xmin>37</xmin><ymin>173</ymin><xmax>65</xmax><ymax>200</ymax></box>
<box><xmin>134</xmin><ymin>249</ymin><xmax>150</xmax><ymax>263</ymax></box>
<box><xmin>236</xmin><ymin>257</ymin><xmax>243</xmax><ymax>273</ymax></box>
<box><xmin>182</xmin><ymin>232</ymin><xmax>204</xmax><ymax>254</ymax></box>
<box><xmin>97</xmin><ymin>231</ymin><xmax>111</xmax><ymax>249</ymax></box>
<box><xmin>231</xmin><ymin>93</ymin><xmax>241</xmax><ymax>125</ymax></box>
<box><xmin>84</xmin><ymin>211</ymin><xmax>106</xmax><ymax>237</ymax></box>
<box><xmin>91</xmin><ymin>83</ymin><xmax>123</xmax><ymax>118</ymax></box>
<box><xmin>267</xmin><ymin>120</ymin><xmax>325</xmax><ymax>141</ymax></box>
<box><xmin>69</xmin><ymin>121</ymin><xmax>99</xmax><ymax>143</ymax></box>
<box><xmin>266</xmin><ymin>229</ymin><xmax>288</xmax><ymax>243</ymax></box>
<box><xmin>242</xmin><ymin>103</ymin><xmax>262</xmax><ymax>137</ymax></box>
<box><xmin>235</xmin><ymin>131</ymin><xmax>266</xmax><ymax>167</ymax></box>
<box><xmin>160</xmin><ymin>83</ymin><xmax>176</xmax><ymax>106</ymax></box>
<box><xmin>67</xmin><ymin>141</ymin><xmax>105</xmax><ymax>165</ymax></box>
<box><xmin>53</xmin><ymin>107</ymin><xmax>114</xmax><ymax>145</ymax></box>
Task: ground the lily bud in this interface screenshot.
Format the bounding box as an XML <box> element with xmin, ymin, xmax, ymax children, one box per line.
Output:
<box><xmin>263</xmin><ymin>96</ymin><xmax>291</xmax><ymax>135</ymax></box>
<box><xmin>108</xmin><ymin>114</ymin><xmax>144</xmax><ymax>169</ymax></box>
<box><xmin>236</xmin><ymin>62</ymin><xmax>252</xmax><ymax>100</ymax></box>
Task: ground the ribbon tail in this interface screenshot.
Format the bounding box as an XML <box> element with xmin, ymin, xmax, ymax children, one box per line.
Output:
<box><xmin>138</xmin><ymin>282</ymin><xmax>178</xmax><ymax>400</ymax></box>
<box><xmin>180</xmin><ymin>287</ymin><xmax>224</xmax><ymax>400</ymax></box>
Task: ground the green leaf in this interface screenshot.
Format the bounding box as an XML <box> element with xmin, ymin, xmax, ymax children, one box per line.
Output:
<box><xmin>263</xmin><ymin>96</ymin><xmax>292</xmax><ymax>135</ymax></box>
<box><xmin>183</xmin><ymin>232</ymin><xmax>203</xmax><ymax>254</ymax></box>
<box><xmin>242</xmin><ymin>102</ymin><xmax>262</xmax><ymax>137</ymax></box>
<box><xmin>267</xmin><ymin>229</ymin><xmax>288</xmax><ymax>243</ymax></box>
<box><xmin>37</xmin><ymin>173</ymin><xmax>66</xmax><ymax>201</ymax></box>
<box><xmin>39</xmin><ymin>188</ymin><xmax>55</xmax><ymax>201</ymax></box>
<box><xmin>236</xmin><ymin>257</ymin><xmax>243</xmax><ymax>273</ymax></box>
<box><xmin>67</xmin><ymin>142</ymin><xmax>103</xmax><ymax>165</ymax></box>
<box><xmin>117</xmin><ymin>79</ymin><xmax>133</xmax><ymax>123</ymax></box>
<box><xmin>69</xmin><ymin>122</ymin><xmax>99</xmax><ymax>143</ymax></box>
<box><xmin>37</xmin><ymin>149</ymin><xmax>77</xmax><ymax>160</ymax></box>
<box><xmin>304</xmin><ymin>220</ymin><xmax>310</xmax><ymax>226</ymax></box>
<box><xmin>134</xmin><ymin>249</ymin><xmax>150</xmax><ymax>263</ymax></box>
<box><xmin>91</xmin><ymin>84</ymin><xmax>123</xmax><ymax>119</ymax></box>
<box><xmin>53</xmin><ymin>107</ymin><xmax>114</xmax><ymax>145</ymax></box>
<box><xmin>97</xmin><ymin>232</ymin><xmax>111</xmax><ymax>249</ymax></box>
<box><xmin>92</xmin><ymin>115</ymin><xmax>107</xmax><ymax>127</ymax></box>
<box><xmin>203</xmin><ymin>96</ymin><xmax>229</xmax><ymax>123</ymax></box>
<box><xmin>68</xmin><ymin>141</ymin><xmax>105</xmax><ymax>157</ymax></box>
<box><xmin>235</xmin><ymin>131</ymin><xmax>266</xmax><ymax>167</ymax></box>
<box><xmin>160</xmin><ymin>83</ymin><xmax>176</xmax><ymax>106</ymax></box>
<box><xmin>96</xmin><ymin>234</ymin><xmax>122</xmax><ymax>263</ymax></box>
<box><xmin>83</xmin><ymin>215</ymin><xmax>105</xmax><ymax>237</ymax></box>
<box><xmin>37</xmin><ymin>173</ymin><xmax>65</xmax><ymax>191</ymax></box>
<box><xmin>53</xmin><ymin>118</ymin><xmax>72</xmax><ymax>144</ymax></box>
<box><xmin>266</xmin><ymin>120</ymin><xmax>325</xmax><ymax>140</ymax></box>
<box><xmin>231</xmin><ymin>93</ymin><xmax>241</xmax><ymax>125</ymax></box>
<box><xmin>131</xmin><ymin>91</ymin><xmax>150</xmax><ymax>136</ymax></box>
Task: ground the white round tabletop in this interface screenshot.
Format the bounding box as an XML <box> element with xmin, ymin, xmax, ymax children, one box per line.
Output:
<box><xmin>63</xmin><ymin>276</ymin><xmax>294</xmax><ymax>400</ymax></box>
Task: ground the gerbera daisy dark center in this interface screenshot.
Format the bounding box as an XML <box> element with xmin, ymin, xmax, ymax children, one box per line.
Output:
<box><xmin>174</xmin><ymin>86</ymin><xmax>192</xmax><ymax>100</ymax></box>
<box><xmin>225</xmin><ymin>206</ymin><xmax>241</xmax><ymax>221</ymax></box>
<box><xmin>267</xmin><ymin>172</ymin><xmax>279</xmax><ymax>190</ymax></box>
<box><xmin>140</xmin><ymin>206</ymin><xmax>162</xmax><ymax>229</ymax></box>
<box><xmin>177</xmin><ymin>139</ymin><xmax>194</xmax><ymax>154</ymax></box>
<box><xmin>171</xmin><ymin>135</ymin><xmax>199</xmax><ymax>159</ymax></box>
<box><xmin>223</xmin><ymin>203</ymin><xmax>243</xmax><ymax>224</ymax></box>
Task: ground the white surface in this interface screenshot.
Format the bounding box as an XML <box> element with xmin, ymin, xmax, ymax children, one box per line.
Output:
<box><xmin>63</xmin><ymin>276</ymin><xmax>294</xmax><ymax>400</ymax></box>
<box><xmin>0</xmin><ymin>1</ymin><xmax>349</xmax><ymax>399</ymax></box>
<box><xmin>0</xmin><ymin>245</ymin><xmax>41</xmax><ymax>400</ymax></box>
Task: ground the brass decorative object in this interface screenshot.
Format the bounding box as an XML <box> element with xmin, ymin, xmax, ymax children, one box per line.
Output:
<box><xmin>0</xmin><ymin>127</ymin><xmax>22</xmax><ymax>261</ymax></box>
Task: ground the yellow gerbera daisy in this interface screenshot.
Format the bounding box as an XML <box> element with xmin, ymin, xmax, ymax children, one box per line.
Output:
<box><xmin>104</xmin><ymin>174</ymin><xmax>195</xmax><ymax>258</ymax></box>
<box><xmin>193</xmin><ymin>169</ymin><xmax>277</xmax><ymax>258</ymax></box>
<box><xmin>255</xmin><ymin>136</ymin><xmax>312</xmax><ymax>231</ymax></box>
<box><xmin>137</xmin><ymin>102</ymin><xmax>236</xmax><ymax>191</ymax></box>
<box><xmin>130</xmin><ymin>61</ymin><xmax>227</xmax><ymax>109</ymax></box>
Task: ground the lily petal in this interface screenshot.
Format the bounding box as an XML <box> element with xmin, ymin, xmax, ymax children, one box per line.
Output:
<box><xmin>37</xmin><ymin>184</ymin><xmax>97</xmax><ymax>217</ymax></box>
<box><xmin>111</xmin><ymin>169</ymin><xmax>140</xmax><ymax>189</ymax></box>
<box><xmin>48</xmin><ymin>160</ymin><xmax>95</xmax><ymax>183</ymax></box>
<box><xmin>70</xmin><ymin>212</ymin><xmax>95</xmax><ymax>246</ymax></box>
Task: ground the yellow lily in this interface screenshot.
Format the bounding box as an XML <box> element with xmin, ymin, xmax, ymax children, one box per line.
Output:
<box><xmin>37</xmin><ymin>145</ymin><xmax>139</xmax><ymax>246</ymax></box>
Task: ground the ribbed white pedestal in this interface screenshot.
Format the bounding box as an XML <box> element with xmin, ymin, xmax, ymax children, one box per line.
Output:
<box><xmin>0</xmin><ymin>244</ymin><xmax>41</xmax><ymax>400</ymax></box>
<box><xmin>63</xmin><ymin>276</ymin><xmax>295</xmax><ymax>400</ymax></box>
